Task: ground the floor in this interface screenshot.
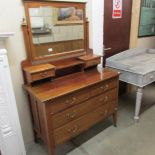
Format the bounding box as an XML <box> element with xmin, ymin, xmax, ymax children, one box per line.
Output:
<box><xmin>27</xmin><ymin>83</ymin><xmax>155</xmax><ymax>155</ymax></box>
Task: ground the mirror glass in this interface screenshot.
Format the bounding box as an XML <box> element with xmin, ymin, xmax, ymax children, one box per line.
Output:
<box><xmin>29</xmin><ymin>6</ymin><xmax>84</xmax><ymax>57</ymax></box>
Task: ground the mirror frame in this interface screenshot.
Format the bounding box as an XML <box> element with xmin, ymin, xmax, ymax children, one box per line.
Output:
<box><xmin>23</xmin><ymin>1</ymin><xmax>88</xmax><ymax>64</ymax></box>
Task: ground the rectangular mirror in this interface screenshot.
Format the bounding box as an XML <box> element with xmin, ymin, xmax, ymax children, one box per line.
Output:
<box><xmin>24</xmin><ymin>1</ymin><xmax>86</xmax><ymax>62</ymax></box>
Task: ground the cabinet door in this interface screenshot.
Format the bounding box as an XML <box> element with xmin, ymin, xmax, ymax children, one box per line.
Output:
<box><xmin>0</xmin><ymin>51</ymin><xmax>25</xmax><ymax>155</ymax></box>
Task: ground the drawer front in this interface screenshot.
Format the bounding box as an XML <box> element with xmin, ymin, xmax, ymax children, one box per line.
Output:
<box><xmin>31</xmin><ymin>70</ymin><xmax>55</xmax><ymax>82</ymax></box>
<box><xmin>53</xmin><ymin>102</ymin><xmax>115</xmax><ymax>145</ymax></box>
<box><xmin>47</xmin><ymin>89</ymin><xmax>90</xmax><ymax>115</ymax></box>
<box><xmin>52</xmin><ymin>88</ymin><xmax>117</xmax><ymax>129</ymax></box>
<box><xmin>85</xmin><ymin>58</ymin><xmax>101</xmax><ymax>68</ymax></box>
<box><xmin>90</xmin><ymin>79</ymin><xmax>118</xmax><ymax>97</ymax></box>
<box><xmin>47</xmin><ymin>78</ymin><xmax>118</xmax><ymax>115</ymax></box>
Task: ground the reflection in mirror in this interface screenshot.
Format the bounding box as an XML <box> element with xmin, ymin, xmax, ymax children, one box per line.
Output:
<box><xmin>29</xmin><ymin>6</ymin><xmax>84</xmax><ymax>57</ymax></box>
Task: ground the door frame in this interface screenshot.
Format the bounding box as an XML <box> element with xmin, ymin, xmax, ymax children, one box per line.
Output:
<box><xmin>129</xmin><ymin>0</ymin><xmax>141</xmax><ymax>48</ymax></box>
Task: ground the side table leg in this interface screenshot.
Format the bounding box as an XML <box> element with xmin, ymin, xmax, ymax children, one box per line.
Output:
<box><xmin>134</xmin><ymin>87</ymin><xmax>143</xmax><ymax>121</ymax></box>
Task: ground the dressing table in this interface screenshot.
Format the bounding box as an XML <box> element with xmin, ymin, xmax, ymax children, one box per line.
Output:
<box><xmin>21</xmin><ymin>1</ymin><xmax>119</xmax><ymax>155</ymax></box>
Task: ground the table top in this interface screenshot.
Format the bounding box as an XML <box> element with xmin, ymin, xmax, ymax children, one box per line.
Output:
<box><xmin>106</xmin><ymin>48</ymin><xmax>155</xmax><ymax>75</ymax></box>
<box><xmin>24</xmin><ymin>69</ymin><xmax>119</xmax><ymax>102</ymax></box>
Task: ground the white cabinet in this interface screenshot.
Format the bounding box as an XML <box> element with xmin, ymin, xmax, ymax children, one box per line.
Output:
<box><xmin>0</xmin><ymin>34</ymin><xmax>26</xmax><ymax>155</ymax></box>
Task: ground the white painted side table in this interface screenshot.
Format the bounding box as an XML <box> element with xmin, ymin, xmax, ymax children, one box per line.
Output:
<box><xmin>0</xmin><ymin>33</ymin><xmax>26</xmax><ymax>155</ymax></box>
<box><xmin>106</xmin><ymin>48</ymin><xmax>155</xmax><ymax>120</ymax></box>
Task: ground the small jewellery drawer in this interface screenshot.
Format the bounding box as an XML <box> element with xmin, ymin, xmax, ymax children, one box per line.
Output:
<box><xmin>52</xmin><ymin>88</ymin><xmax>118</xmax><ymax>129</ymax></box>
<box><xmin>85</xmin><ymin>58</ymin><xmax>101</xmax><ymax>68</ymax></box>
<box><xmin>31</xmin><ymin>70</ymin><xmax>55</xmax><ymax>82</ymax></box>
<box><xmin>54</xmin><ymin>103</ymin><xmax>110</xmax><ymax>145</ymax></box>
<box><xmin>90</xmin><ymin>79</ymin><xmax>118</xmax><ymax>97</ymax></box>
<box><xmin>46</xmin><ymin>89</ymin><xmax>90</xmax><ymax>115</ymax></box>
<box><xmin>24</xmin><ymin>63</ymin><xmax>56</xmax><ymax>83</ymax></box>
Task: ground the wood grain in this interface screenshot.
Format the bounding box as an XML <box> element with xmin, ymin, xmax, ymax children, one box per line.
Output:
<box><xmin>34</xmin><ymin>39</ymin><xmax>84</xmax><ymax>57</ymax></box>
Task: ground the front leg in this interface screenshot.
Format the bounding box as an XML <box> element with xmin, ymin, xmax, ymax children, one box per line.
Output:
<box><xmin>134</xmin><ymin>87</ymin><xmax>143</xmax><ymax>121</ymax></box>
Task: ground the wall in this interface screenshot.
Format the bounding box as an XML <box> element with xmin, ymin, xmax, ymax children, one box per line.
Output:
<box><xmin>89</xmin><ymin>0</ymin><xmax>104</xmax><ymax>55</ymax></box>
<box><xmin>0</xmin><ymin>0</ymin><xmax>104</xmax><ymax>150</ymax></box>
<box><xmin>0</xmin><ymin>0</ymin><xmax>34</xmax><ymax>149</ymax></box>
<box><xmin>137</xmin><ymin>37</ymin><xmax>155</xmax><ymax>48</ymax></box>
<box><xmin>130</xmin><ymin>0</ymin><xmax>155</xmax><ymax>49</ymax></box>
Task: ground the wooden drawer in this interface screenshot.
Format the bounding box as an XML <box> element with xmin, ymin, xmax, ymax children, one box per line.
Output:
<box><xmin>78</xmin><ymin>54</ymin><xmax>101</xmax><ymax>69</ymax></box>
<box><xmin>90</xmin><ymin>79</ymin><xmax>118</xmax><ymax>97</ymax></box>
<box><xmin>31</xmin><ymin>70</ymin><xmax>55</xmax><ymax>82</ymax></box>
<box><xmin>53</xmin><ymin>103</ymin><xmax>114</xmax><ymax>145</ymax></box>
<box><xmin>24</xmin><ymin>63</ymin><xmax>56</xmax><ymax>84</ymax></box>
<box><xmin>85</xmin><ymin>58</ymin><xmax>101</xmax><ymax>68</ymax></box>
<box><xmin>46</xmin><ymin>79</ymin><xmax>118</xmax><ymax>115</ymax></box>
<box><xmin>52</xmin><ymin>88</ymin><xmax>117</xmax><ymax>129</ymax></box>
<box><xmin>47</xmin><ymin>89</ymin><xmax>90</xmax><ymax>115</ymax></box>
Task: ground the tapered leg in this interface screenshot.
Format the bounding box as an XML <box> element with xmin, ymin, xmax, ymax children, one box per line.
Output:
<box><xmin>134</xmin><ymin>87</ymin><xmax>143</xmax><ymax>121</ymax></box>
<box><xmin>112</xmin><ymin>111</ymin><xmax>117</xmax><ymax>127</ymax></box>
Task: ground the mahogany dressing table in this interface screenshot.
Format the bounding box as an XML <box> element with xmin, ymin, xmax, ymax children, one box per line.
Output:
<box><xmin>21</xmin><ymin>1</ymin><xmax>119</xmax><ymax>155</ymax></box>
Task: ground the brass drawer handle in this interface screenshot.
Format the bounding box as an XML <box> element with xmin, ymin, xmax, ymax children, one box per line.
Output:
<box><xmin>68</xmin><ymin>126</ymin><xmax>78</xmax><ymax>134</ymax></box>
<box><xmin>100</xmin><ymin>84</ymin><xmax>109</xmax><ymax>90</ymax></box>
<box><xmin>100</xmin><ymin>110</ymin><xmax>108</xmax><ymax>116</ymax></box>
<box><xmin>65</xmin><ymin>97</ymin><xmax>76</xmax><ymax>105</ymax></box>
<box><xmin>66</xmin><ymin>111</ymin><xmax>77</xmax><ymax>119</ymax></box>
<box><xmin>99</xmin><ymin>96</ymin><xmax>108</xmax><ymax>102</ymax></box>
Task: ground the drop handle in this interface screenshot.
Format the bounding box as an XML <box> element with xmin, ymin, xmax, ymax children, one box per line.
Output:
<box><xmin>99</xmin><ymin>96</ymin><xmax>108</xmax><ymax>102</ymax></box>
<box><xmin>68</xmin><ymin>126</ymin><xmax>78</xmax><ymax>133</ymax></box>
<box><xmin>100</xmin><ymin>84</ymin><xmax>109</xmax><ymax>90</ymax></box>
<box><xmin>104</xmin><ymin>48</ymin><xmax>112</xmax><ymax>51</ymax></box>
<box><xmin>66</xmin><ymin>111</ymin><xmax>77</xmax><ymax>119</ymax></box>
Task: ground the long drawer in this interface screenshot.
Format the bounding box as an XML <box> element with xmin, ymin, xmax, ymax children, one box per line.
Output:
<box><xmin>52</xmin><ymin>88</ymin><xmax>117</xmax><ymax>129</ymax></box>
<box><xmin>53</xmin><ymin>102</ymin><xmax>116</xmax><ymax>145</ymax></box>
<box><xmin>46</xmin><ymin>78</ymin><xmax>118</xmax><ymax>115</ymax></box>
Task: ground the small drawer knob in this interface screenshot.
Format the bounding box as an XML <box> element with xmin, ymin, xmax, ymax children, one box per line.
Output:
<box><xmin>100</xmin><ymin>86</ymin><xmax>104</xmax><ymax>89</ymax></box>
<box><xmin>65</xmin><ymin>100</ymin><xmax>70</xmax><ymax>104</ymax></box>
<box><xmin>72</xmin><ymin>97</ymin><xmax>76</xmax><ymax>101</ymax></box>
<box><xmin>40</xmin><ymin>72</ymin><xmax>48</xmax><ymax>77</ymax></box>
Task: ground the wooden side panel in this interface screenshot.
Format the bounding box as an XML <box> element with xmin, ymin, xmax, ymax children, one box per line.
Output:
<box><xmin>29</xmin><ymin>95</ymin><xmax>41</xmax><ymax>134</ymax></box>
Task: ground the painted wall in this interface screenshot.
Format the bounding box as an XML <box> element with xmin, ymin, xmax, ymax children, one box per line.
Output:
<box><xmin>0</xmin><ymin>0</ymin><xmax>34</xmax><ymax>149</ymax></box>
<box><xmin>137</xmin><ymin>37</ymin><xmax>155</xmax><ymax>48</ymax></box>
<box><xmin>0</xmin><ymin>0</ymin><xmax>104</xmax><ymax>150</ymax></box>
<box><xmin>130</xmin><ymin>0</ymin><xmax>155</xmax><ymax>49</ymax></box>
